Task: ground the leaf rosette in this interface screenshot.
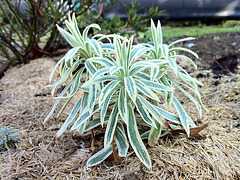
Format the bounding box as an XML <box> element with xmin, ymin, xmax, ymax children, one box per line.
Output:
<box><xmin>45</xmin><ymin>15</ymin><xmax>205</xmax><ymax>169</ymax></box>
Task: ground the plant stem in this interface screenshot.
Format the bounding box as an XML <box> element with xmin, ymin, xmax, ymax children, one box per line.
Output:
<box><xmin>111</xmin><ymin>126</ymin><xmax>122</xmax><ymax>163</ymax></box>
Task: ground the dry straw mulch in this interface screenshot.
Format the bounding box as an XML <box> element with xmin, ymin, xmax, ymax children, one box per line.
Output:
<box><xmin>0</xmin><ymin>58</ymin><xmax>239</xmax><ymax>179</ymax></box>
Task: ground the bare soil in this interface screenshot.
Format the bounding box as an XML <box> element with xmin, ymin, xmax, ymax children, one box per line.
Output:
<box><xmin>168</xmin><ymin>31</ymin><xmax>240</xmax><ymax>71</ymax></box>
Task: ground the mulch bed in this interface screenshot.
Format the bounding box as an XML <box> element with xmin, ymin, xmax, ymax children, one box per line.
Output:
<box><xmin>0</xmin><ymin>32</ymin><xmax>240</xmax><ymax>179</ymax></box>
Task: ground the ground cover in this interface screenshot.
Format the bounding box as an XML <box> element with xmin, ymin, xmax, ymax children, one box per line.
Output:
<box><xmin>0</xmin><ymin>31</ymin><xmax>239</xmax><ymax>179</ymax></box>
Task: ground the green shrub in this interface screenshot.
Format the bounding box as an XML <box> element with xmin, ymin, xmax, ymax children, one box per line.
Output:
<box><xmin>0</xmin><ymin>0</ymin><xmax>117</xmax><ymax>64</ymax></box>
<box><xmin>45</xmin><ymin>15</ymin><xmax>205</xmax><ymax>169</ymax></box>
<box><xmin>98</xmin><ymin>0</ymin><xmax>162</xmax><ymax>36</ymax></box>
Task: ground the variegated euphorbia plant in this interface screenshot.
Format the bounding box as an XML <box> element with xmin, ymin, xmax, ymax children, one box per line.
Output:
<box><xmin>45</xmin><ymin>14</ymin><xmax>205</xmax><ymax>169</ymax></box>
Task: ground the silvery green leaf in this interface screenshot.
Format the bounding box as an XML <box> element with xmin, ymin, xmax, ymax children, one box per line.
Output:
<box><xmin>135</xmin><ymin>79</ymin><xmax>159</xmax><ymax>101</ymax></box>
<box><xmin>87</xmin><ymin>57</ymin><xmax>115</xmax><ymax>67</ymax></box>
<box><xmin>93</xmin><ymin>34</ymin><xmax>112</xmax><ymax>43</ymax></box>
<box><xmin>169</xmin><ymin>47</ymin><xmax>199</xmax><ymax>59</ymax></box>
<box><xmin>134</xmin><ymin>72</ymin><xmax>150</xmax><ymax>80</ymax></box>
<box><xmin>58</xmin><ymin>60</ymin><xmax>66</xmax><ymax>77</ymax></box>
<box><xmin>120</xmin><ymin>38</ymin><xmax>127</xmax><ymax>69</ymax></box>
<box><xmin>129</xmin><ymin>45</ymin><xmax>141</xmax><ymax>62</ymax></box>
<box><xmin>171</xmin><ymin>78</ymin><xmax>201</xmax><ymax>100</ymax></box>
<box><xmin>57</xmin><ymin>68</ymin><xmax>84</xmax><ymax>99</ymax></box>
<box><xmin>77</xmin><ymin>121</ymin><xmax>87</xmax><ymax>134</ymax></box>
<box><xmin>127</xmin><ymin>103</ymin><xmax>152</xmax><ymax>169</ymax></box>
<box><xmin>65</xmin><ymin>21</ymin><xmax>83</xmax><ymax>46</ymax></box>
<box><xmin>83</xmin><ymin>24</ymin><xmax>101</xmax><ymax>41</ymax></box>
<box><xmin>169</xmin><ymin>37</ymin><xmax>195</xmax><ymax>47</ymax></box>
<box><xmin>104</xmin><ymin>102</ymin><xmax>119</xmax><ymax>149</ymax></box>
<box><xmin>156</xmin><ymin>20</ymin><xmax>163</xmax><ymax>45</ymax></box>
<box><xmin>118</xmin><ymin>87</ymin><xmax>127</xmax><ymax>122</ymax></box>
<box><xmin>187</xmin><ymin>114</ymin><xmax>196</xmax><ymax>127</ymax></box>
<box><xmin>100</xmin><ymin>81</ymin><xmax>120</xmax><ymax>125</ymax></box>
<box><xmin>167</xmin><ymin>57</ymin><xmax>178</xmax><ymax>75</ymax></box>
<box><xmin>173</xmin><ymin>81</ymin><xmax>202</xmax><ymax>117</ymax></box>
<box><xmin>140</xmin><ymin>79</ymin><xmax>173</xmax><ymax>92</ymax></box>
<box><xmin>72</xmin><ymin>14</ymin><xmax>84</xmax><ymax>42</ymax></box>
<box><xmin>71</xmin><ymin>108</ymin><xmax>91</xmax><ymax>131</ymax></box>
<box><xmin>109</xmin><ymin>66</ymin><xmax>123</xmax><ymax>76</ymax></box>
<box><xmin>129</xmin><ymin>66</ymin><xmax>143</xmax><ymax>76</ymax></box>
<box><xmin>83</xmin><ymin>68</ymin><xmax>109</xmax><ymax>88</ymax></box>
<box><xmin>101</xmin><ymin>43</ymin><xmax>115</xmax><ymax>50</ymax></box>
<box><xmin>151</xmin><ymin>19</ymin><xmax>158</xmax><ymax>50</ymax></box>
<box><xmin>115</xmin><ymin>125</ymin><xmax>129</xmax><ymax>157</ymax></box>
<box><xmin>65</xmin><ymin>57</ymin><xmax>74</xmax><ymax>68</ymax></box>
<box><xmin>87</xmin><ymin>145</ymin><xmax>112</xmax><ymax>167</ymax></box>
<box><xmin>78</xmin><ymin>47</ymin><xmax>89</xmax><ymax>59</ymax></box>
<box><xmin>161</xmin><ymin>44</ymin><xmax>169</xmax><ymax>59</ymax></box>
<box><xmin>100</xmin><ymin>97</ymin><xmax>117</xmax><ymax>126</ymax></box>
<box><xmin>130</xmin><ymin>61</ymin><xmax>157</xmax><ymax>72</ymax></box>
<box><xmin>153</xmin><ymin>105</ymin><xmax>181</xmax><ymax>124</ymax></box>
<box><xmin>92</xmin><ymin>68</ymin><xmax>109</xmax><ymax>80</ymax></box>
<box><xmin>149</xmin><ymin>49</ymin><xmax>157</xmax><ymax>59</ymax></box>
<box><xmin>51</xmin><ymin>69</ymin><xmax>71</xmax><ymax>96</ymax></box>
<box><xmin>55</xmin><ymin>99</ymin><xmax>82</xmax><ymax>138</ymax></box>
<box><xmin>86</xmin><ymin>39</ymin><xmax>102</xmax><ymax>56</ymax></box>
<box><xmin>57</xmin><ymin>97</ymin><xmax>74</xmax><ymax>119</ymax></box>
<box><xmin>80</xmin><ymin>92</ymin><xmax>89</xmax><ymax>111</ymax></box>
<box><xmin>129</xmin><ymin>46</ymin><xmax>149</xmax><ymax>65</ymax></box>
<box><xmin>148</xmin><ymin>59</ymin><xmax>168</xmax><ymax>65</ymax></box>
<box><xmin>99</xmin><ymin>80</ymin><xmax>119</xmax><ymax>106</ymax></box>
<box><xmin>156</xmin><ymin>70</ymin><xmax>166</xmax><ymax>80</ymax></box>
<box><xmin>136</xmin><ymin>95</ymin><xmax>165</xmax><ymax>126</ymax></box>
<box><xmin>85</xmin><ymin>116</ymin><xmax>109</xmax><ymax>132</ymax></box>
<box><xmin>124</xmin><ymin>76</ymin><xmax>137</xmax><ymax>102</ymax></box>
<box><xmin>93</xmin><ymin>75</ymin><xmax>119</xmax><ymax>84</ymax></box>
<box><xmin>85</xmin><ymin>61</ymin><xmax>97</xmax><ymax>75</ymax></box>
<box><xmin>160</xmin><ymin>77</ymin><xmax>173</xmax><ymax>109</ymax></box>
<box><xmin>148</xmin><ymin>120</ymin><xmax>162</xmax><ymax>143</ymax></box>
<box><xmin>141</xmin><ymin>130</ymin><xmax>150</xmax><ymax>140</ymax></box>
<box><xmin>49</xmin><ymin>56</ymin><xmax>65</xmax><ymax>82</ymax></box>
<box><xmin>127</xmin><ymin>36</ymin><xmax>134</xmax><ymax>63</ymax></box>
<box><xmin>178</xmin><ymin>71</ymin><xmax>203</xmax><ymax>86</ymax></box>
<box><xmin>56</xmin><ymin>25</ymin><xmax>78</xmax><ymax>47</ymax></box>
<box><xmin>150</xmin><ymin>67</ymin><xmax>159</xmax><ymax>81</ymax></box>
<box><xmin>135</xmin><ymin>98</ymin><xmax>157</xmax><ymax>128</ymax></box>
<box><xmin>66</xmin><ymin>14</ymin><xmax>84</xmax><ymax>45</ymax></box>
<box><xmin>170</xmin><ymin>54</ymin><xmax>197</xmax><ymax>69</ymax></box>
<box><xmin>44</xmin><ymin>79</ymin><xmax>75</xmax><ymax>123</ymax></box>
<box><xmin>88</xmin><ymin>84</ymin><xmax>97</xmax><ymax>111</ymax></box>
<box><xmin>113</xmin><ymin>36</ymin><xmax>122</xmax><ymax>64</ymax></box>
<box><xmin>173</xmin><ymin>97</ymin><xmax>190</xmax><ymax>136</ymax></box>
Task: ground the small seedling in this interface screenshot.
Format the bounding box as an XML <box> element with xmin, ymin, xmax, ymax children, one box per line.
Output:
<box><xmin>0</xmin><ymin>126</ymin><xmax>21</xmax><ymax>151</ymax></box>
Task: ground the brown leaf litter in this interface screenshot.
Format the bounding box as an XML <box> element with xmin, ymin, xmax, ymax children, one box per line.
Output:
<box><xmin>0</xmin><ymin>58</ymin><xmax>239</xmax><ymax>179</ymax></box>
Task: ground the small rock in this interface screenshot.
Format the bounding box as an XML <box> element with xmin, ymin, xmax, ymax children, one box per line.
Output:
<box><xmin>212</xmin><ymin>80</ymin><xmax>220</xmax><ymax>86</ymax></box>
<box><xmin>233</xmin><ymin>122</ymin><xmax>240</xmax><ymax>127</ymax></box>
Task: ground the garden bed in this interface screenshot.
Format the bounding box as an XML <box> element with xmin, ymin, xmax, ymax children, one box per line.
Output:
<box><xmin>0</xmin><ymin>32</ymin><xmax>239</xmax><ymax>179</ymax></box>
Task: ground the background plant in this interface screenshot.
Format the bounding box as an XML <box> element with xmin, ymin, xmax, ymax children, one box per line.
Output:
<box><xmin>0</xmin><ymin>126</ymin><xmax>21</xmax><ymax>151</ymax></box>
<box><xmin>0</xmin><ymin>0</ymin><xmax>161</xmax><ymax>65</ymax></box>
<box><xmin>0</xmin><ymin>0</ymin><xmax>117</xmax><ymax>64</ymax></box>
<box><xmin>98</xmin><ymin>0</ymin><xmax>162</xmax><ymax>36</ymax></box>
<box><xmin>45</xmin><ymin>15</ymin><xmax>205</xmax><ymax>169</ymax></box>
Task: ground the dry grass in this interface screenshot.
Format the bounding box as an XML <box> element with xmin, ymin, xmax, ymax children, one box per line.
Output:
<box><xmin>0</xmin><ymin>58</ymin><xmax>239</xmax><ymax>179</ymax></box>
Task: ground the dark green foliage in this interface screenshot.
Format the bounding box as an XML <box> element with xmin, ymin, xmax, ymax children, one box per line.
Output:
<box><xmin>0</xmin><ymin>0</ymin><xmax>118</xmax><ymax>64</ymax></box>
<box><xmin>0</xmin><ymin>126</ymin><xmax>21</xmax><ymax>151</ymax></box>
<box><xmin>98</xmin><ymin>0</ymin><xmax>162</xmax><ymax>36</ymax></box>
<box><xmin>0</xmin><ymin>0</ymin><xmax>161</xmax><ymax>64</ymax></box>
